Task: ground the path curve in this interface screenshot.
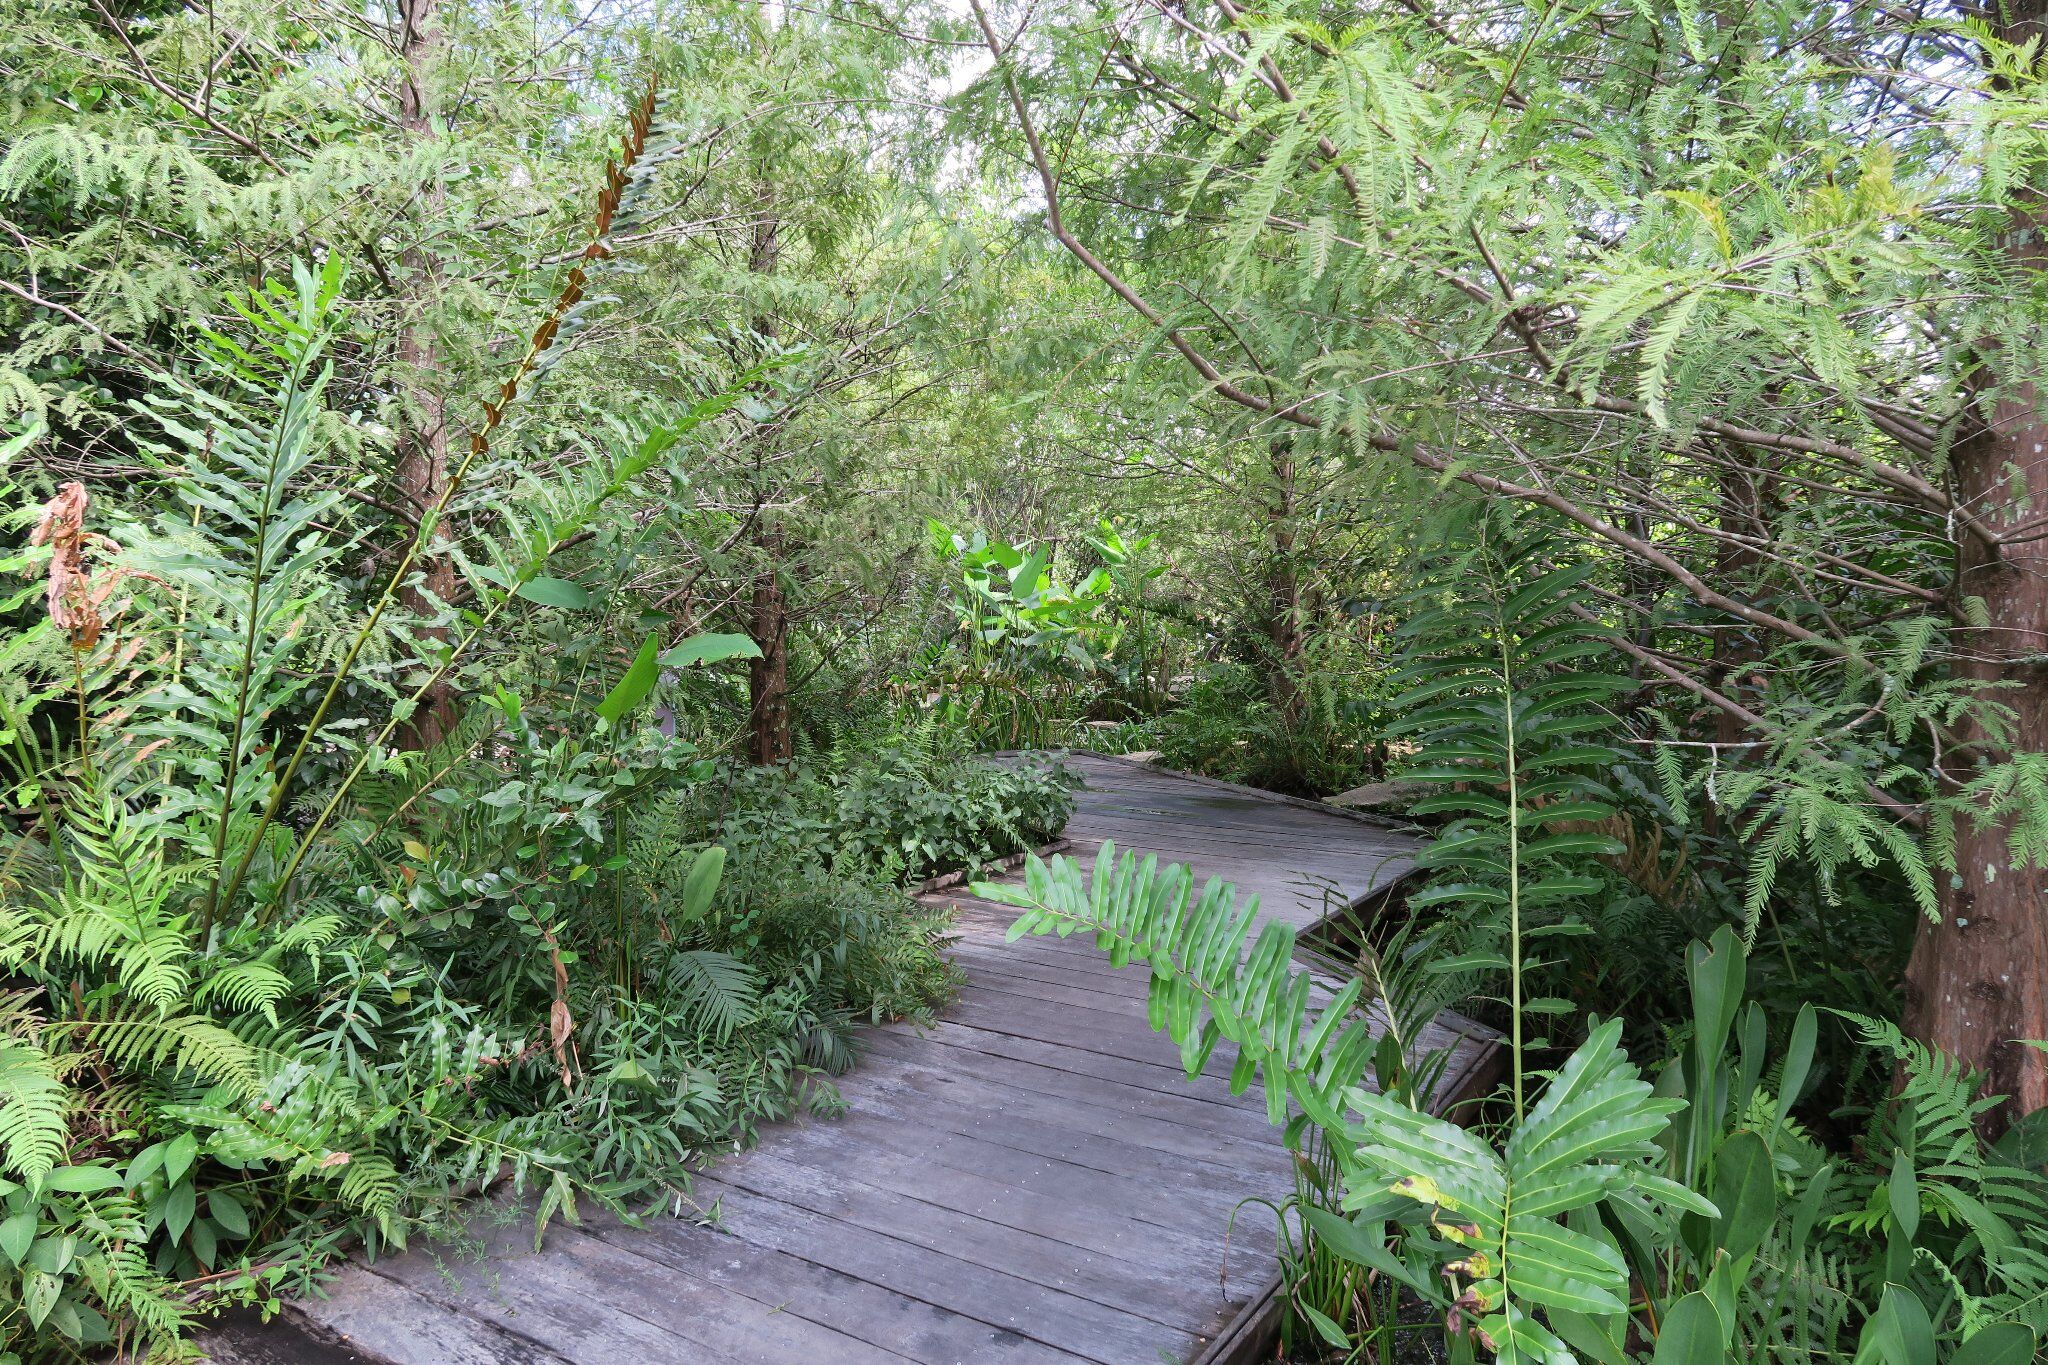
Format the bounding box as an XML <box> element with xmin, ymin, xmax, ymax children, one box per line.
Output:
<box><xmin>203</xmin><ymin>754</ymin><xmax>1497</xmax><ymax>1365</ymax></box>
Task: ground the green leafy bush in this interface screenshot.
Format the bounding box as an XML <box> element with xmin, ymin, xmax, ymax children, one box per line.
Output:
<box><xmin>690</xmin><ymin>748</ymin><xmax>1075</xmax><ymax>885</ymax></box>
<box><xmin>0</xmin><ymin>245</ymin><xmax>954</xmax><ymax>1356</ymax></box>
<box><xmin>1149</xmin><ymin>660</ymin><xmax>1386</xmax><ymax>797</ymax></box>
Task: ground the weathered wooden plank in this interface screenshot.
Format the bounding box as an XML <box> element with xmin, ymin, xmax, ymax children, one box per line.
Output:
<box><xmin>200</xmin><ymin>1274</ymin><xmax>534</xmax><ymax>1365</ymax></box>
<box><xmin>669</xmin><ymin>1176</ymin><xmax>1206</xmax><ymax>1364</ymax></box>
<box><xmin>698</xmin><ymin>1148</ymin><xmax>1225</xmax><ymax>1327</ymax></box>
<box><xmin>1060</xmin><ymin>752</ymin><xmax>1411</xmax><ymax>835</ymax></box>
<box><xmin>855</xmin><ymin>1025</ymin><xmax>1288</xmax><ymax>1139</ymax></box>
<box><xmin>271</xmin><ymin>1261</ymin><xmax>583</xmax><ymax>1365</ymax></box>
<box><xmin>783</xmin><ymin>1079</ymin><xmax>1292</xmax><ymax>1225</ymax></box>
<box><xmin>1067</xmin><ymin>807</ymin><xmax>1418</xmax><ymax>854</ymax></box>
<box><xmin>362</xmin><ymin>1208</ymin><xmax>882</xmax><ymax>1364</ymax></box>
<box><xmin>822</xmin><ymin>1050</ymin><xmax>1296</xmax><ymax>1214</ymax></box>
<box><xmin>883</xmin><ymin>1014</ymin><xmax>1277</xmax><ymax>1110</ymax></box>
<box><xmin>827</xmin><ymin>1042</ymin><xmax>1298</xmax><ymax>1172</ymax></box>
<box><xmin>576</xmin><ymin>1213</ymin><xmax>1073</xmax><ymax>1365</ymax></box>
<box><xmin>728</xmin><ymin>1109</ymin><xmax>1272</xmax><ymax>1281</ymax></box>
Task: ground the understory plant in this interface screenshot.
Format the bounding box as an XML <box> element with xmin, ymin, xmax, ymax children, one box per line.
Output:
<box><xmin>979</xmin><ymin>848</ymin><xmax>2047</xmax><ymax>1364</ymax></box>
<box><xmin>688</xmin><ymin>745</ymin><xmax>1076</xmax><ymax>885</ymax></box>
<box><xmin>1147</xmin><ymin>655</ymin><xmax>1390</xmax><ymax>797</ymax></box>
<box><xmin>0</xmin><ymin>102</ymin><xmax>951</xmax><ymax>1357</ymax></box>
<box><xmin>914</xmin><ymin>519</ymin><xmax>1164</xmax><ymax>749</ymax></box>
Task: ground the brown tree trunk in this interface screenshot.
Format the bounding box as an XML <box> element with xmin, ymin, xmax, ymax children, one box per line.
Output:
<box><xmin>747</xmin><ymin>553</ymin><xmax>792</xmax><ymax>766</ymax></box>
<box><xmin>743</xmin><ymin>173</ymin><xmax>794</xmax><ymax>765</ymax></box>
<box><xmin>1906</xmin><ymin>403</ymin><xmax>2048</xmax><ymax>1129</ymax></box>
<box><xmin>1903</xmin><ymin>1</ymin><xmax>2048</xmax><ymax>1130</ymax></box>
<box><xmin>1904</xmin><ymin>320</ymin><xmax>2048</xmax><ymax>1131</ymax></box>
<box><xmin>1709</xmin><ymin>452</ymin><xmax>1772</xmax><ymax>751</ymax></box>
<box><xmin>394</xmin><ymin>0</ymin><xmax>456</xmax><ymax>749</ymax></box>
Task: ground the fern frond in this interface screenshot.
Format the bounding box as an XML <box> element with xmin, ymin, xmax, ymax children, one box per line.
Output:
<box><xmin>662</xmin><ymin>949</ymin><xmax>762</xmax><ymax>1043</ymax></box>
<box><xmin>0</xmin><ymin>1039</ymin><xmax>69</xmax><ymax>1182</ymax></box>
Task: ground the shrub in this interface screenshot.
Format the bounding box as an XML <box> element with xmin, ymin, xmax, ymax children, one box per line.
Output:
<box><xmin>691</xmin><ymin>748</ymin><xmax>1076</xmax><ymax>885</ymax></box>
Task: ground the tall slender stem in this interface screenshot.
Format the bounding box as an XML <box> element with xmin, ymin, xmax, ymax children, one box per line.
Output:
<box><xmin>204</xmin><ymin>346</ymin><xmax>314</xmax><ymax>933</ymax></box>
<box><xmin>215</xmin><ymin>74</ymin><xmax>665</xmax><ymax>920</ymax></box>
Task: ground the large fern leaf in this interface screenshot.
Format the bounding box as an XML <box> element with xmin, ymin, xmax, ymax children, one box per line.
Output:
<box><xmin>0</xmin><ymin>1040</ymin><xmax>68</xmax><ymax>1183</ymax></box>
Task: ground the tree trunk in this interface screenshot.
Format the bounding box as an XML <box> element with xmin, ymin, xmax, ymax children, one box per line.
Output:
<box><xmin>743</xmin><ymin>172</ymin><xmax>794</xmax><ymax>765</ymax></box>
<box><xmin>747</xmin><ymin>550</ymin><xmax>793</xmax><ymax>766</ymax></box>
<box><xmin>1903</xmin><ymin>0</ymin><xmax>2048</xmax><ymax>1131</ymax></box>
<box><xmin>394</xmin><ymin>0</ymin><xmax>456</xmax><ymax>749</ymax></box>
<box><xmin>1709</xmin><ymin>452</ymin><xmax>1772</xmax><ymax>750</ymax></box>
<box><xmin>1905</xmin><ymin>395</ymin><xmax>2048</xmax><ymax>1129</ymax></box>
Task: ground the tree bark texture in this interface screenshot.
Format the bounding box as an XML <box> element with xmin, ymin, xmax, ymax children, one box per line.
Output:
<box><xmin>744</xmin><ymin>173</ymin><xmax>794</xmax><ymax>765</ymax></box>
<box><xmin>1903</xmin><ymin>0</ymin><xmax>2048</xmax><ymax>1128</ymax></box>
<box><xmin>393</xmin><ymin>0</ymin><xmax>457</xmax><ymax>749</ymax></box>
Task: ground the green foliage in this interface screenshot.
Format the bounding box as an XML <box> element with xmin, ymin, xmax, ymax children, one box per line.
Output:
<box><xmin>9</xmin><ymin>0</ymin><xmax>2048</xmax><ymax>1357</ymax></box>
<box><xmin>0</xmin><ymin>129</ymin><xmax>959</xmax><ymax>1352</ymax></box>
<box><xmin>985</xmin><ymin>849</ymin><xmax>2048</xmax><ymax>1364</ymax></box>
<box><xmin>692</xmin><ymin>748</ymin><xmax>1076</xmax><ymax>886</ymax></box>
<box><xmin>1387</xmin><ymin>516</ymin><xmax>1634</xmax><ymax>1105</ymax></box>
<box><xmin>915</xmin><ymin>519</ymin><xmax>1156</xmax><ymax>749</ymax></box>
<box><xmin>1148</xmin><ymin>659</ymin><xmax>1387</xmax><ymax>796</ymax></box>
<box><xmin>979</xmin><ymin>847</ymin><xmax>1703</xmax><ymax>1363</ymax></box>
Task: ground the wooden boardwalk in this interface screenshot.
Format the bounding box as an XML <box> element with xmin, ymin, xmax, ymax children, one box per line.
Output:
<box><xmin>204</xmin><ymin>754</ymin><xmax>1498</xmax><ymax>1365</ymax></box>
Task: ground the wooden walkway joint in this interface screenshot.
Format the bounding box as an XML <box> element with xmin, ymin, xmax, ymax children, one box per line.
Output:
<box><xmin>204</xmin><ymin>753</ymin><xmax>1499</xmax><ymax>1365</ymax></box>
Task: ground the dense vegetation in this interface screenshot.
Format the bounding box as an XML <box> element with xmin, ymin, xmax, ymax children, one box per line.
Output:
<box><xmin>2</xmin><ymin>0</ymin><xmax>2046</xmax><ymax>1360</ymax></box>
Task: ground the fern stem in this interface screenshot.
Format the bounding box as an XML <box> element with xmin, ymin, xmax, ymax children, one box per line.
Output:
<box><xmin>1487</xmin><ymin>548</ymin><xmax>1527</xmax><ymax>1121</ymax></box>
<box><xmin>255</xmin><ymin>572</ymin><xmax>523</xmax><ymax>925</ymax></box>
<box><xmin>203</xmin><ymin>336</ymin><xmax>318</xmax><ymax>935</ymax></box>
<box><xmin>69</xmin><ymin>652</ymin><xmax>91</xmax><ymax>776</ymax></box>
<box><xmin>215</xmin><ymin>73</ymin><xmax>665</xmax><ymax>921</ymax></box>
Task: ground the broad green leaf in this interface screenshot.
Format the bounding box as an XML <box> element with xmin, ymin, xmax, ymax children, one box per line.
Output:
<box><xmin>515</xmin><ymin>576</ymin><xmax>592</xmax><ymax>608</ymax></box>
<box><xmin>1887</xmin><ymin>1148</ymin><xmax>1920</xmax><ymax>1242</ymax></box>
<box><xmin>595</xmin><ymin>633</ymin><xmax>661</xmax><ymax>725</ymax></box>
<box><xmin>41</xmin><ymin>1165</ymin><xmax>121</xmax><ymax>1194</ymax></box>
<box><xmin>1303</xmin><ymin>1205</ymin><xmax>1409</xmax><ymax>1283</ymax></box>
<box><xmin>660</xmin><ymin>632</ymin><xmax>762</xmax><ymax>668</ymax></box>
<box><xmin>164</xmin><ymin>1180</ymin><xmax>196</xmax><ymax>1241</ymax></box>
<box><xmin>1952</xmin><ymin>1324</ymin><xmax>2038</xmax><ymax>1365</ymax></box>
<box><xmin>1772</xmin><ymin>1004</ymin><xmax>1818</xmax><ymax>1138</ymax></box>
<box><xmin>1652</xmin><ymin>1292</ymin><xmax>1730</xmax><ymax>1365</ymax></box>
<box><xmin>21</xmin><ymin>1268</ymin><xmax>58</xmax><ymax>1328</ymax></box>
<box><xmin>208</xmin><ymin>1189</ymin><xmax>250</xmax><ymax>1238</ymax></box>
<box><xmin>679</xmin><ymin>845</ymin><xmax>725</xmax><ymax>926</ymax></box>
<box><xmin>1297</xmin><ymin>1301</ymin><xmax>1349</xmax><ymax>1350</ymax></box>
<box><xmin>1711</xmin><ymin>1130</ymin><xmax>1777</xmax><ymax>1260</ymax></box>
<box><xmin>1550</xmin><ymin>1307</ymin><xmax>1628</xmax><ymax>1365</ymax></box>
<box><xmin>1854</xmin><ymin>1284</ymin><xmax>1934</xmax><ymax>1365</ymax></box>
<box><xmin>0</xmin><ymin>1210</ymin><xmax>34</xmax><ymax>1264</ymax></box>
<box><xmin>164</xmin><ymin>1131</ymin><xmax>199</xmax><ymax>1186</ymax></box>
